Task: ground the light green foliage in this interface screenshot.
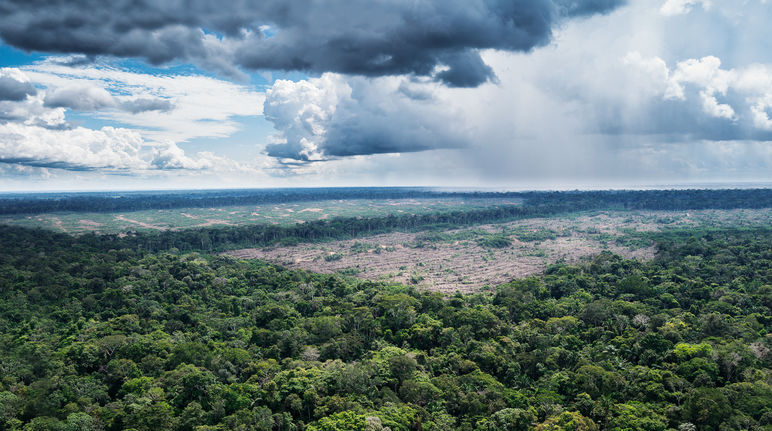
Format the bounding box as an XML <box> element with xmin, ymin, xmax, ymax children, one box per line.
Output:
<box><xmin>673</xmin><ymin>343</ymin><xmax>713</xmax><ymax>360</ymax></box>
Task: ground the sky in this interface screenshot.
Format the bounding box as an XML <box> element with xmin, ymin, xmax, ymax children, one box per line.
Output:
<box><xmin>0</xmin><ymin>0</ymin><xmax>770</xmax><ymax>191</ymax></box>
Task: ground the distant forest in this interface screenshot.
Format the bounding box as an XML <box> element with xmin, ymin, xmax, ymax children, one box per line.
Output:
<box><xmin>0</xmin><ymin>188</ymin><xmax>766</xmax><ymax>255</ymax></box>
<box><xmin>0</xmin><ymin>188</ymin><xmax>770</xmax><ymax>216</ymax></box>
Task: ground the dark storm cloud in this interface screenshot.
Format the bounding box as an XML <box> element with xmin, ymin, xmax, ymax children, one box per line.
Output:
<box><xmin>265</xmin><ymin>119</ymin><xmax>468</xmax><ymax>160</ymax></box>
<box><xmin>435</xmin><ymin>51</ymin><xmax>497</xmax><ymax>87</ymax></box>
<box><xmin>0</xmin><ymin>0</ymin><xmax>625</xmax><ymax>86</ymax></box>
<box><xmin>556</xmin><ymin>0</ymin><xmax>627</xmax><ymax>17</ymax></box>
<box><xmin>321</xmin><ymin>122</ymin><xmax>468</xmax><ymax>157</ymax></box>
<box><xmin>0</xmin><ymin>75</ymin><xmax>36</xmax><ymax>101</ymax></box>
<box><xmin>49</xmin><ymin>55</ymin><xmax>97</xmax><ymax>67</ymax></box>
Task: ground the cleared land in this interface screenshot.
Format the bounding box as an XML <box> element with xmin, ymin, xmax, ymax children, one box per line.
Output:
<box><xmin>224</xmin><ymin>209</ymin><xmax>770</xmax><ymax>293</ymax></box>
<box><xmin>0</xmin><ymin>197</ymin><xmax>520</xmax><ymax>234</ymax></box>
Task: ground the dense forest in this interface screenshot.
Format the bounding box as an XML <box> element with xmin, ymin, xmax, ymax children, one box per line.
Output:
<box><xmin>1</xmin><ymin>222</ymin><xmax>770</xmax><ymax>430</ymax></box>
<box><xmin>0</xmin><ymin>188</ymin><xmax>770</xmax><ymax>216</ymax></box>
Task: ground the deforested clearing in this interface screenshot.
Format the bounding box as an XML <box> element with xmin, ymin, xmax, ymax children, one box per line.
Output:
<box><xmin>224</xmin><ymin>208</ymin><xmax>768</xmax><ymax>292</ymax></box>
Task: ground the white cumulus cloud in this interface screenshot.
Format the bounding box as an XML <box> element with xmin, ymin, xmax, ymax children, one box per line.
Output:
<box><xmin>263</xmin><ymin>73</ymin><xmax>472</xmax><ymax>162</ymax></box>
<box><xmin>0</xmin><ymin>62</ymin><xmax>264</xmax><ymax>174</ymax></box>
<box><xmin>0</xmin><ymin>123</ymin><xmax>147</xmax><ymax>170</ymax></box>
<box><xmin>0</xmin><ymin>122</ymin><xmax>243</xmax><ymax>172</ymax></box>
<box><xmin>624</xmin><ymin>53</ymin><xmax>772</xmax><ymax>122</ymax></box>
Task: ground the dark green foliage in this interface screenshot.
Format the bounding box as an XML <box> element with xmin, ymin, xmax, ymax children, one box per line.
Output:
<box><xmin>477</xmin><ymin>235</ymin><xmax>512</xmax><ymax>249</ymax></box>
<box><xmin>323</xmin><ymin>253</ymin><xmax>343</xmax><ymax>262</ymax></box>
<box><xmin>0</xmin><ymin>225</ymin><xmax>770</xmax><ymax>430</ymax></box>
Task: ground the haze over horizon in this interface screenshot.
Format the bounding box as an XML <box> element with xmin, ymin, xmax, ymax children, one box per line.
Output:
<box><xmin>1</xmin><ymin>0</ymin><xmax>770</xmax><ymax>191</ymax></box>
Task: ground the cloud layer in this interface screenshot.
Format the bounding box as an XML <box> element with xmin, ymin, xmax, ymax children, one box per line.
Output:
<box><xmin>1</xmin><ymin>0</ymin><xmax>771</xmax><ymax>189</ymax></box>
<box><xmin>0</xmin><ymin>64</ymin><xmax>264</xmax><ymax>172</ymax></box>
<box><xmin>20</xmin><ymin>60</ymin><xmax>266</xmax><ymax>140</ymax></box>
<box><xmin>0</xmin><ymin>0</ymin><xmax>625</xmax><ymax>87</ymax></box>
